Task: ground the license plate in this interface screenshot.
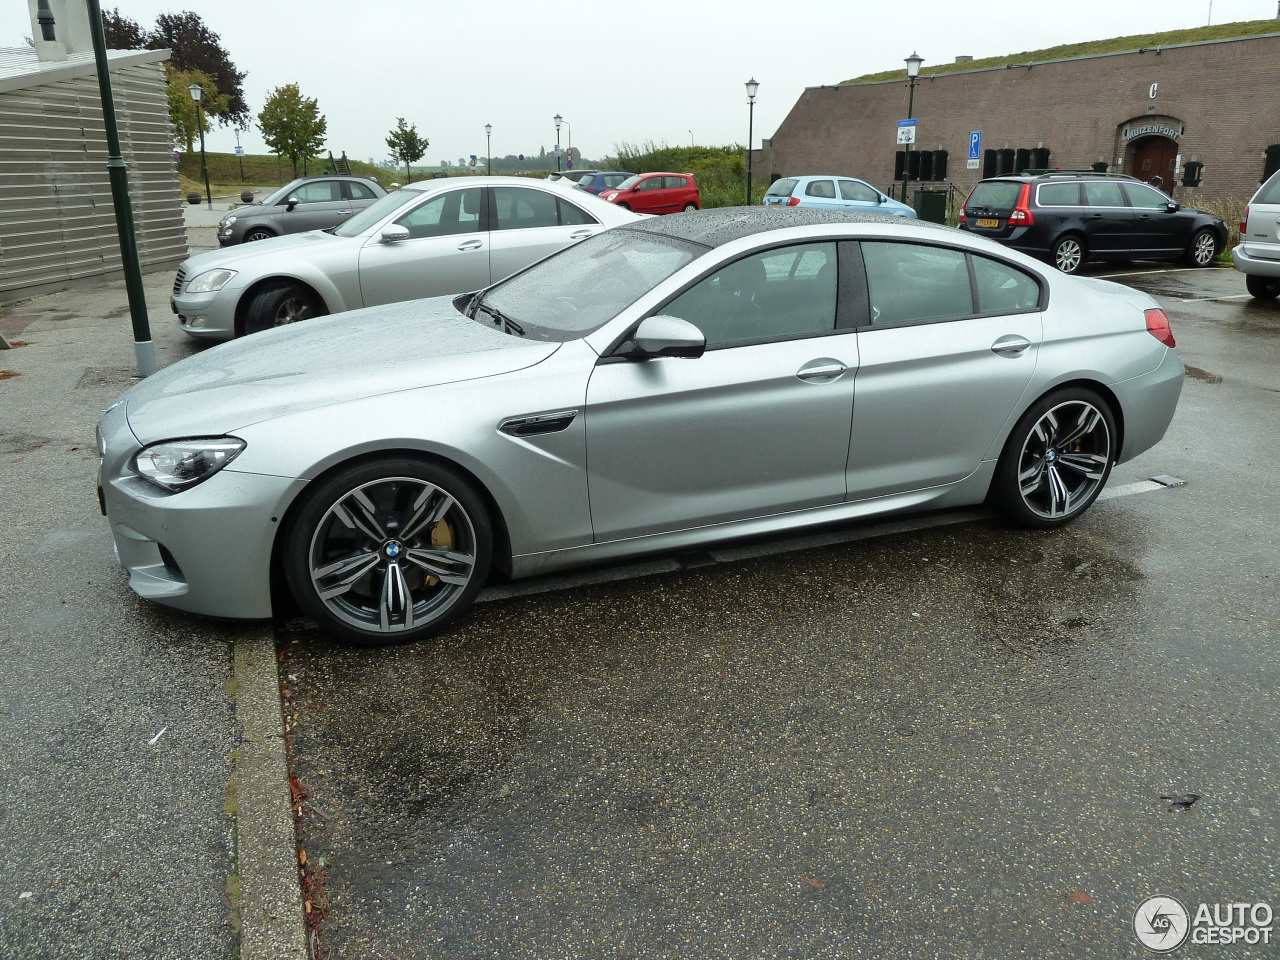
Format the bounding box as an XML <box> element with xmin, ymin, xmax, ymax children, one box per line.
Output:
<box><xmin>977</xmin><ymin>218</ymin><xmax>1000</xmax><ymax>228</ymax></box>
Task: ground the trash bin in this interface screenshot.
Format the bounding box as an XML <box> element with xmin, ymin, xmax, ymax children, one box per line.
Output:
<box><xmin>913</xmin><ymin>188</ymin><xmax>947</xmax><ymax>224</ymax></box>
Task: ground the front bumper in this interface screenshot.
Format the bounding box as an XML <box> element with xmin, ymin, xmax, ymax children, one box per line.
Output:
<box><xmin>1232</xmin><ymin>244</ymin><xmax>1280</xmax><ymax>278</ymax></box>
<box><xmin>172</xmin><ymin>287</ymin><xmax>239</xmax><ymax>340</ymax></box>
<box><xmin>98</xmin><ymin>405</ymin><xmax>306</xmax><ymax>619</ymax></box>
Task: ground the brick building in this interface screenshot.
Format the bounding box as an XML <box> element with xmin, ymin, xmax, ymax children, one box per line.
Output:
<box><xmin>759</xmin><ymin>23</ymin><xmax>1280</xmax><ymax>208</ymax></box>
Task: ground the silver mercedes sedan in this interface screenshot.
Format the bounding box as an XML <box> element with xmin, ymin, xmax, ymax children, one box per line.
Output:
<box><xmin>99</xmin><ymin>209</ymin><xmax>1183</xmax><ymax>646</ymax></box>
<box><xmin>171</xmin><ymin>176</ymin><xmax>640</xmax><ymax>339</ymax></box>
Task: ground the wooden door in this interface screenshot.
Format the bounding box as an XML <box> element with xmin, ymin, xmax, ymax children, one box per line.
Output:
<box><xmin>1131</xmin><ymin>137</ymin><xmax>1178</xmax><ymax>190</ymax></box>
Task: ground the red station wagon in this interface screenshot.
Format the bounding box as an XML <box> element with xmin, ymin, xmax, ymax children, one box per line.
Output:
<box><xmin>601</xmin><ymin>172</ymin><xmax>700</xmax><ymax>214</ymax></box>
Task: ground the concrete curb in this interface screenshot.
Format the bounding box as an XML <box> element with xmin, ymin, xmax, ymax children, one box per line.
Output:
<box><xmin>233</xmin><ymin>628</ymin><xmax>309</xmax><ymax>960</ymax></box>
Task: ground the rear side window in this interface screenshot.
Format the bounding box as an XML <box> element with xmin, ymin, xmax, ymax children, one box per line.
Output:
<box><xmin>557</xmin><ymin>198</ymin><xmax>598</xmax><ymax>225</ymax></box>
<box><xmin>839</xmin><ymin>180</ymin><xmax>879</xmax><ymax>202</ymax></box>
<box><xmin>1037</xmin><ymin>182</ymin><xmax>1081</xmax><ymax>206</ymax></box>
<box><xmin>1083</xmin><ymin>181</ymin><xmax>1126</xmax><ymax>207</ymax></box>
<box><xmin>604</xmin><ymin>174</ymin><xmax>629</xmax><ymax>188</ymax></box>
<box><xmin>805</xmin><ymin>180</ymin><xmax>837</xmax><ymax>199</ymax></box>
<box><xmin>1254</xmin><ymin>171</ymin><xmax>1280</xmax><ymax>205</ymax></box>
<box><xmin>346</xmin><ymin>181</ymin><xmax>379</xmax><ymax>201</ymax></box>
<box><xmin>966</xmin><ymin>182</ymin><xmax>1021</xmax><ymax>212</ymax></box>
<box><xmin>972</xmin><ymin>256</ymin><xmax>1041</xmax><ymax>314</ymax></box>
<box><xmin>861</xmin><ymin>242</ymin><xmax>973</xmax><ymax>326</ymax></box>
<box><xmin>767</xmin><ymin>178</ymin><xmax>798</xmax><ymax>197</ymax></box>
<box><xmin>492</xmin><ymin>187</ymin><xmax>559</xmax><ymax>230</ymax></box>
<box><xmin>664</xmin><ymin>177</ymin><xmax>688</xmax><ymax>189</ymax></box>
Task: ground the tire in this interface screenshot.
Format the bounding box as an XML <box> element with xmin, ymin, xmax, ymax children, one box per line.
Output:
<box><xmin>1187</xmin><ymin>228</ymin><xmax>1218</xmax><ymax>267</ymax></box>
<box><xmin>1051</xmin><ymin>235</ymin><xmax>1085</xmax><ymax>274</ymax></box>
<box><xmin>682</xmin><ymin>202</ymin><xmax>698</xmax><ymax>212</ymax></box>
<box><xmin>989</xmin><ymin>387</ymin><xmax>1116</xmax><ymax>529</ymax></box>
<box><xmin>242</xmin><ymin>282</ymin><xmax>326</xmax><ymax>336</ymax></box>
<box><xmin>243</xmin><ymin>227</ymin><xmax>275</xmax><ymax>243</ymax></box>
<box><xmin>618</xmin><ymin>202</ymin><xmax>631</xmax><ymax>211</ymax></box>
<box><xmin>283</xmin><ymin>458</ymin><xmax>493</xmax><ymax>646</ymax></box>
<box><xmin>1245</xmin><ymin>274</ymin><xmax>1280</xmax><ymax>300</ymax></box>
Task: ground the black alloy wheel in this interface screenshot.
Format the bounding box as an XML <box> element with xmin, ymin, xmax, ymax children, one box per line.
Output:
<box><xmin>1187</xmin><ymin>228</ymin><xmax>1218</xmax><ymax>267</ymax></box>
<box><xmin>990</xmin><ymin>388</ymin><xmax>1116</xmax><ymax>528</ymax></box>
<box><xmin>283</xmin><ymin>458</ymin><xmax>493</xmax><ymax>646</ymax></box>
<box><xmin>242</xmin><ymin>282</ymin><xmax>327</xmax><ymax>336</ymax></box>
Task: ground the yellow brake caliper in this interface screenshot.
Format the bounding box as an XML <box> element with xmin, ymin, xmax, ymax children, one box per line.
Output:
<box><xmin>422</xmin><ymin>518</ymin><xmax>454</xmax><ymax>587</ymax></box>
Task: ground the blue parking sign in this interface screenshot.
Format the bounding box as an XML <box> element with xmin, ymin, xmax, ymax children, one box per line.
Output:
<box><xmin>968</xmin><ymin>130</ymin><xmax>982</xmax><ymax>161</ymax></box>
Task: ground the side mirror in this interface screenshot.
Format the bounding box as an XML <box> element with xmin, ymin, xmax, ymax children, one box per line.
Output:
<box><xmin>877</xmin><ymin>195</ymin><xmax>886</xmax><ymax>203</ymax></box>
<box><xmin>285</xmin><ymin>196</ymin><xmax>299</xmax><ymax>210</ymax></box>
<box><xmin>1166</xmin><ymin>201</ymin><xmax>1180</xmax><ymax>213</ymax></box>
<box><xmin>380</xmin><ymin>224</ymin><xmax>410</xmax><ymax>243</ymax></box>
<box><xmin>628</xmin><ymin>315</ymin><xmax>705</xmax><ymax>359</ymax></box>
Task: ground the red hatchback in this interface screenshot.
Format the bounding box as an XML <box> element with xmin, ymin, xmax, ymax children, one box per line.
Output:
<box><xmin>601</xmin><ymin>172</ymin><xmax>700</xmax><ymax>214</ymax></box>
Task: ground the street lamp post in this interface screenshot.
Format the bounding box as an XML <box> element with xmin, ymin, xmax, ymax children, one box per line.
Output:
<box><xmin>234</xmin><ymin>126</ymin><xmax>244</xmax><ymax>181</ymax></box>
<box><xmin>900</xmin><ymin>52</ymin><xmax>923</xmax><ymax>210</ymax></box>
<box><xmin>563</xmin><ymin>119</ymin><xmax>572</xmax><ymax>169</ymax></box>
<box><xmin>745</xmin><ymin>78</ymin><xmax>758</xmax><ymax>205</ymax></box>
<box><xmin>689</xmin><ymin>129</ymin><xmax>694</xmax><ymax>147</ymax></box>
<box><xmin>485</xmin><ymin>123</ymin><xmax>492</xmax><ymax>174</ymax></box>
<box><xmin>553</xmin><ymin>114</ymin><xmax>562</xmax><ymax>172</ymax></box>
<box><xmin>188</xmin><ymin>82</ymin><xmax>212</xmax><ymax>210</ymax></box>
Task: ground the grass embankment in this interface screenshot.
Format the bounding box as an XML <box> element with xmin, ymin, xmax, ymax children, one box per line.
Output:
<box><xmin>177</xmin><ymin>151</ymin><xmax>396</xmax><ymax>193</ymax></box>
<box><xmin>843</xmin><ymin>18</ymin><xmax>1280</xmax><ymax>84</ymax></box>
<box><xmin>608</xmin><ymin>142</ymin><xmax>770</xmax><ymax>208</ymax></box>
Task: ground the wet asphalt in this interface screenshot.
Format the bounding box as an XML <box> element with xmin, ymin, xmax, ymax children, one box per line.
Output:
<box><xmin>281</xmin><ymin>264</ymin><xmax>1280</xmax><ymax>959</ymax></box>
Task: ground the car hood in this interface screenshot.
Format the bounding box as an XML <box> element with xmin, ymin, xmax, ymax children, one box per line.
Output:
<box><xmin>182</xmin><ymin>230</ymin><xmax>350</xmax><ymax>274</ymax></box>
<box><xmin>124</xmin><ymin>297</ymin><xmax>560</xmax><ymax>441</ymax></box>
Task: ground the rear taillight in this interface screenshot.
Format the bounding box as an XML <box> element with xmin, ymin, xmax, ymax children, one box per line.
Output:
<box><xmin>1144</xmin><ymin>307</ymin><xmax>1175</xmax><ymax>348</ymax></box>
<box><xmin>787</xmin><ymin>196</ymin><xmax>801</xmax><ymax>206</ymax></box>
<box><xmin>1007</xmin><ymin>183</ymin><xmax>1035</xmax><ymax>225</ymax></box>
<box><xmin>958</xmin><ymin>187</ymin><xmax>975</xmax><ymax>225</ymax></box>
<box><xmin>1240</xmin><ymin>205</ymin><xmax>1249</xmax><ymax>236</ymax></box>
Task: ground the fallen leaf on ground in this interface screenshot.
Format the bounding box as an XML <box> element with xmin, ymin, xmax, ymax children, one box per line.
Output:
<box><xmin>1066</xmin><ymin>891</ymin><xmax>1093</xmax><ymax>904</ymax></box>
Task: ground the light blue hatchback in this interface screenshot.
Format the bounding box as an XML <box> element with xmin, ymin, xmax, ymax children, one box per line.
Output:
<box><xmin>764</xmin><ymin>175</ymin><xmax>916</xmax><ymax>218</ymax></box>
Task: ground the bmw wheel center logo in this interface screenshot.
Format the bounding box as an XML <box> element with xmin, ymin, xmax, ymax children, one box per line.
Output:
<box><xmin>384</xmin><ymin>541</ymin><xmax>402</xmax><ymax>559</ymax></box>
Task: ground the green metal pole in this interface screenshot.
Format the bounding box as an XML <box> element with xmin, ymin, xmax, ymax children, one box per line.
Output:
<box><xmin>198</xmin><ymin>100</ymin><xmax>212</xmax><ymax>209</ymax></box>
<box><xmin>85</xmin><ymin>0</ymin><xmax>155</xmax><ymax>377</ymax></box>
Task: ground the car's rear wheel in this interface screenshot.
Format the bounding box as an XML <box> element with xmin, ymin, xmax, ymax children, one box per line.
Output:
<box><xmin>243</xmin><ymin>228</ymin><xmax>275</xmax><ymax>243</ymax></box>
<box><xmin>1245</xmin><ymin>274</ymin><xmax>1280</xmax><ymax>300</ymax></box>
<box><xmin>682</xmin><ymin>202</ymin><xmax>698</xmax><ymax>211</ymax></box>
<box><xmin>242</xmin><ymin>282</ymin><xmax>327</xmax><ymax>336</ymax></box>
<box><xmin>1187</xmin><ymin>228</ymin><xmax>1218</xmax><ymax>267</ymax></box>
<box><xmin>283</xmin><ymin>458</ymin><xmax>493</xmax><ymax>646</ymax></box>
<box><xmin>990</xmin><ymin>388</ymin><xmax>1116</xmax><ymax>529</ymax></box>
<box><xmin>1051</xmin><ymin>235</ymin><xmax>1085</xmax><ymax>274</ymax></box>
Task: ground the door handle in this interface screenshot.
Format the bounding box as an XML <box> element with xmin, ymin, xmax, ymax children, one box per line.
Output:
<box><xmin>570</xmin><ymin>229</ymin><xmax>594</xmax><ymax>240</ymax></box>
<box><xmin>796</xmin><ymin>358</ymin><xmax>847</xmax><ymax>382</ymax></box>
<box><xmin>991</xmin><ymin>335</ymin><xmax>1032</xmax><ymax>356</ymax></box>
<box><xmin>457</xmin><ymin>239</ymin><xmax>484</xmax><ymax>251</ymax></box>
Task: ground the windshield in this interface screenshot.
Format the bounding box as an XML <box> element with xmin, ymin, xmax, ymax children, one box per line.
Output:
<box><xmin>615</xmin><ymin>175</ymin><xmax>642</xmax><ymax>190</ymax></box>
<box><xmin>258</xmin><ymin>182</ymin><xmax>298</xmax><ymax>206</ymax></box>
<box><xmin>767</xmin><ymin>178</ymin><xmax>798</xmax><ymax>197</ymax></box>
<box><xmin>333</xmin><ymin>189</ymin><xmax>423</xmax><ymax>237</ymax></box>
<box><xmin>480</xmin><ymin>228</ymin><xmax>706</xmax><ymax>342</ymax></box>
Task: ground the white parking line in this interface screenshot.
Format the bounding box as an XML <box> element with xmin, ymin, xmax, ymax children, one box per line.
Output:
<box><xmin>1171</xmin><ymin>294</ymin><xmax>1252</xmax><ymax>303</ymax></box>
<box><xmin>1095</xmin><ymin>267</ymin><xmax>1204</xmax><ymax>278</ymax></box>
<box><xmin>476</xmin><ymin>477</ymin><xmax>1181</xmax><ymax>603</ymax></box>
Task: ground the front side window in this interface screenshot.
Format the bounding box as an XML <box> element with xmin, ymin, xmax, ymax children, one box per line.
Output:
<box><xmin>839</xmin><ymin>179</ymin><xmax>879</xmax><ymax>202</ymax></box>
<box><xmin>293</xmin><ymin>181</ymin><xmax>341</xmax><ymax>203</ymax></box>
<box><xmin>395</xmin><ymin>188</ymin><xmax>482</xmax><ymax>239</ymax></box>
<box><xmin>615</xmin><ymin>175</ymin><xmax>642</xmax><ymax>190</ymax></box>
<box><xmin>861</xmin><ymin>242</ymin><xmax>973</xmax><ymax>326</ymax></box>
<box><xmin>1123</xmin><ymin>183</ymin><xmax>1172</xmax><ymax>209</ymax></box>
<box><xmin>805</xmin><ymin>179</ymin><xmax>837</xmax><ymax>199</ymax></box>
<box><xmin>333</xmin><ymin>189</ymin><xmax>420</xmax><ymax>237</ymax></box>
<box><xmin>660</xmin><ymin>242</ymin><xmax>838</xmax><ymax>348</ymax></box>
<box><xmin>971</xmin><ymin>255</ymin><xmax>1042</xmax><ymax>315</ymax></box>
<box><xmin>1083</xmin><ymin>181</ymin><xmax>1126</xmax><ymax>207</ymax></box>
<box><xmin>492</xmin><ymin>187</ymin><xmax>559</xmax><ymax>230</ymax></box>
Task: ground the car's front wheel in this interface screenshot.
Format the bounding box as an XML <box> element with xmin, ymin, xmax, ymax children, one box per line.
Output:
<box><xmin>990</xmin><ymin>388</ymin><xmax>1116</xmax><ymax>528</ymax></box>
<box><xmin>242</xmin><ymin>282</ymin><xmax>327</xmax><ymax>336</ymax></box>
<box><xmin>618</xmin><ymin>202</ymin><xmax>631</xmax><ymax>211</ymax></box>
<box><xmin>243</xmin><ymin>227</ymin><xmax>275</xmax><ymax>243</ymax></box>
<box><xmin>1245</xmin><ymin>274</ymin><xmax>1280</xmax><ymax>300</ymax></box>
<box><xmin>1051</xmin><ymin>235</ymin><xmax>1086</xmax><ymax>274</ymax></box>
<box><xmin>1187</xmin><ymin>228</ymin><xmax>1218</xmax><ymax>267</ymax></box>
<box><xmin>283</xmin><ymin>458</ymin><xmax>493</xmax><ymax>646</ymax></box>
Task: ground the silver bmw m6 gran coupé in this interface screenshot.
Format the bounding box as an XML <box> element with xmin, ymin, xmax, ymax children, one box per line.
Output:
<box><xmin>98</xmin><ymin>209</ymin><xmax>1183</xmax><ymax>645</ymax></box>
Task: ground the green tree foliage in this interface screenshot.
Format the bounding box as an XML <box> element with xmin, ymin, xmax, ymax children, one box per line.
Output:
<box><xmin>166</xmin><ymin>65</ymin><xmax>230</xmax><ymax>152</ymax></box>
<box><xmin>385</xmin><ymin>118</ymin><xmax>429</xmax><ymax>184</ymax></box>
<box><xmin>149</xmin><ymin>12</ymin><xmax>249</xmax><ymax>127</ymax></box>
<box><xmin>257</xmin><ymin>84</ymin><xmax>327</xmax><ymax>180</ymax></box>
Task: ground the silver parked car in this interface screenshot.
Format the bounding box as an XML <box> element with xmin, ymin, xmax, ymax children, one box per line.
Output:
<box><xmin>217</xmin><ymin>176</ymin><xmax>387</xmax><ymax>245</ymax></box>
<box><xmin>1233</xmin><ymin>167</ymin><xmax>1280</xmax><ymax>300</ymax></box>
<box><xmin>99</xmin><ymin>209</ymin><xmax>1183</xmax><ymax>646</ymax></box>
<box><xmin>174</xmin><ymin>177</ymin><xmax>639</xmax><ymax>339</ymax></box>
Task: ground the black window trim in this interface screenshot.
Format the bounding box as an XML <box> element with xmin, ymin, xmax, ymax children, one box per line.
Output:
<box><xmin>852</xmin><ymin>239</ymin><xmax>1047</xmax><ymax>331</ymax></box>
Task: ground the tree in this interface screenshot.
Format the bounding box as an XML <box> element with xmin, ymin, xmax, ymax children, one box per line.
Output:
<box><xmin>147</xmin><ymin>12</ymin><xmax>249</xmax><ymax>128</ymax></box>
<box><xmin>385</xmin><ymin>118</ymin><xmax>428</xmax><ymax>184</ymax></box>
<box><xmin>102</xmin><ymin>7</ymin><xmax>147</xmax><ymax>48</ymax></box>
<box><xmin>257</xmin><ymin>84</ymin><xmax>327</xmax><ymax>179</ymax></box>
<box><xmin>166</xmin><ymin>65</ymin><xmax>230</xmax><ymax>151</ymax></box>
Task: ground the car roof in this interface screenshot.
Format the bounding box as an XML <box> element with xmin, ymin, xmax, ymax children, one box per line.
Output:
<box><xmin>980</xmin><ymin>171</ymin><xmax>1140</xmax><ymax>183</ymax></box>
<box><xmin>621</xmin><ymin>207</ymin><xmax>947</xmax><ymax>248</ymax></box>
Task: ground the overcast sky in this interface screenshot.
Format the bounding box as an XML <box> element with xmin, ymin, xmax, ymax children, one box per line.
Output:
<box><xmin>5</xmin><ymin>0</ymin><xmax>1277</xmax><ymax>165</ymax></box>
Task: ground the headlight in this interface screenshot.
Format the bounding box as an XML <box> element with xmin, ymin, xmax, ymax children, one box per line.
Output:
<box><xmin>604</xmin><ymin>192</ymin><xmax>617</xmax><ymax>201</ymax></box>
<box><xmin>219</xmin><ymin>216</ymin><xmax>237</xmax><ymax>229</ymax></box>
<box><xmin>132</xmin><ymin>438</ymin><xmax>246</xmax><ymax>491</ymax></box>
<box><xmin>184</xmin><ymin>268</ymin><xmax>238</xmax><ymax>293</ymax></box>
